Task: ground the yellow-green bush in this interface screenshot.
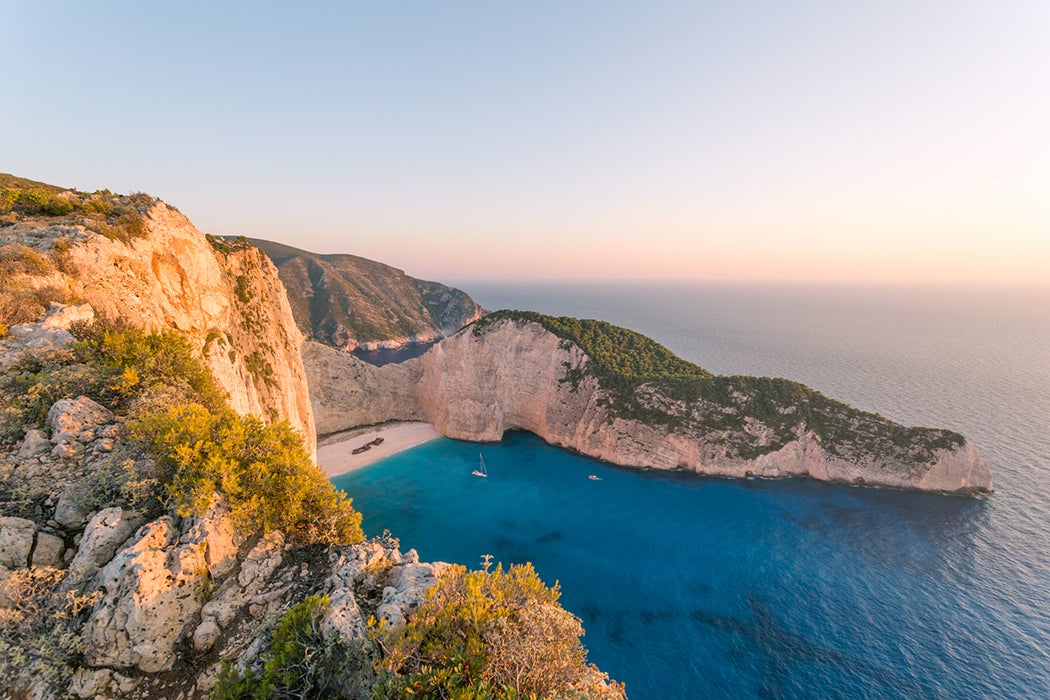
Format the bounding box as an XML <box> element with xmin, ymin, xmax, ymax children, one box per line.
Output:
<box><xmin>2</xmin><ymin>318</ymin><xmax>363</xmax><ymax>546</ymax></box>
<box><xmin>374</xmin><ymin>561</ymin><xmax>613</xmax><ymax>699</ymax></box>
<box><xmin>131</xmin><ymin>404</ymin><xmax>362</xmax><ymax>546</ymax></box>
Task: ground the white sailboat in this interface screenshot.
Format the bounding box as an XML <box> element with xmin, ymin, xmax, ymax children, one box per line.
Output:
<box><xmin>472</xmin><ymin>453</ymin><xmax>488</xmax><ymax>478</ymax></box>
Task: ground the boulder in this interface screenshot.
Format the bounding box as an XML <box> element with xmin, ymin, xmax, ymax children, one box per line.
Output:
<box><xmin>376</xmin><ymin>561</ymin><xmax>446</xmax><ymax>629</ymax></box>
<box><xmin>31</xmin><ymin>531</ymin><xmax>65</xmax><ymax>568</ymax></box>
<box><xmin>192</xmin><ymin>618</ymin><xmax>222</xmax><ymax>653</ymax></box>
<box><xmin>0</xmin><ymin>517</ymin><xmax>35</xmax><ymax>570</ymax></box>
<box><xmin>1</xmin><ymin>304</ymin><xmax>95</xmax><ymax>373</ymax></box>
<box><xmin>181</xmin><ymin>500</ymin><xmax>240</xmax><ymax>580</ymax></box>
<box><xmin>18</xmin><ymin>429</ymin><xmax>50</xmax><ymax>458</ymax></box>
<box><xmin>47</xmin><ymin>397</ymin><xmax>114</xmax><ymax>445</ymax></box>
<box><xmin>196</xmin><ymin>531</ymin><xmax>285</xmax><ymax>634</ymax></box>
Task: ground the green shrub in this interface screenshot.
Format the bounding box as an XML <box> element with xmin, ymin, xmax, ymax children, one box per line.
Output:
<box><xmin>479</xmin><ymin>310</ymin><xmax>710</xmax><ymax>382</ymax></box>
<box><xmin>2</xmin><ymin>317</ymin><xmax>363</xmax><ymax>544</ymax></box>
<box><xmin>213</xmin><ymin>595</ymin><xmax>358</xmax><ymax>699</ymax></box>
<box><xmin>0</xmin><ymin>318</ymin><xmax>225</xmax><ymax>441</ymax></box>
<box><xmin>131</xmin><ymin>403</ymin><xmax>363</xmax><ymax>545</ymax></box>
<box><xmin>95</xmin><ymin>208</ymin><xmax>146</xmax><ymax>242</ymax></box>
<box><xmin>71</xmin><ymin>455</ymin><xmax>162</xmax><ymax>518</ymax></box>
<box><xmin>0</xmin><ymin>242</ymin><xmax>52</xmax><ymax>277</ymax></box>
<box><xmin>69</xmin><ymin>318</ymin><xmax>228</xmax><ymax>414</ymax></box>
<box><xmin>374</xmin><ymin>561</ymin><xmax>617</xmax><ymax>699</ymax></box>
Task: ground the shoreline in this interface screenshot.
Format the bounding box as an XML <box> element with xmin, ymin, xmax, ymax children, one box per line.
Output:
<box><xmin>317</xmin><ymin>421</ymin><xmax>442</xmax><ymax>477</ymax></box>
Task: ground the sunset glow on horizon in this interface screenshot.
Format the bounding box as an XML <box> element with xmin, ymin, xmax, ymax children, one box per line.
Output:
<box><xmin>4</xmin><ymin>1</ymin><xmax>1048</xmax><ymax>286</ymax></box>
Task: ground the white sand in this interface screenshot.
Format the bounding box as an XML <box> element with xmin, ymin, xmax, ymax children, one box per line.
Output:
<box><xmin>317</xmin><ymin>422</ymin><xmax>442</xmax><ymax>477</ymax></box>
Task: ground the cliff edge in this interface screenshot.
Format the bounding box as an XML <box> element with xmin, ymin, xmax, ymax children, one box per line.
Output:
<box><xmin>1</xmin><ymin>188</ymin><xmax>314</xmax><ymax>453</ymax></box>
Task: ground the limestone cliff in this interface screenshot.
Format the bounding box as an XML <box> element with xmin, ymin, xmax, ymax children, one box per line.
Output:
<box><xmin>307</xmin><ymin>315</ymin><xmax>992</xmax><ymax>495</ymax></box>
<box><xmin>0</xmin><ymin>181</ymin><xmax>624</xmax><ymax>699</ymax></box>
<box><xmin>250</xmin><ymin>237</ymin><xmax>484</xmax><ymax>352</ymax></box>
<box><xmin>1</xmin><ymin>195</ymin><xmax>314</xmax><ymax>452</ymax></box>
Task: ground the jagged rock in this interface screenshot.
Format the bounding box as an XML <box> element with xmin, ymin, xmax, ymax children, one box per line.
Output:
<box><xmin>376</xmin><ymin>561</ymin><xmax>446</xmax><ymax>629</ymax></box>
<box><xmin>69</xmin><ymin>667</ymin><xmax>137</xmax><ymax>700</ymax></box>
<box><xmin>31</xmin><ymin>531</ymin><xmax>65</xmax><ymax>568</ymax></box>
<box><xmin>181</xmin><ymin>500</ymin><xmax>240</xmax><ymax>580</ymax></box>
<box><xmin>197</xmin><ymin>531</ymin><xmax>285</xmax><ymax>635</ymax></box>
<box><xmin>237</xmin><ymin>531</ymin><xmax>285</xmax><ymax>589</ymax></box>
<box><xmin>18</xmin><ymin>429</ymin><xmax>50</xmax><ymax>458</ymax></box>
<box><xmin>192</xmin><ymin>618</ymin><xmax>222</xmax><ymax>652</ymax></box>
<box><xmin>64</xmin><ymin>507</ymin><xmax>145</xmax><ymax>590</ymax></box>
<box><xmin>322</xmin><ymin>586</ymin><xmax>368</xmax><ymax>643</ymax></box>
<box><xmin>47</xmin><ymin>396</ymin><xmax>114</xmax><ymax>445</ymax></box>
<box><xmin>0</xmin><ymin>517</ymin><xmax>35</xmax><ymax>570</ymax></box>
<box><xmin>40</xmin><ymin>302</ymin><xmax>95</xmax><ymax>331</ymax></box>
<box><xmin>82</xmin><ymin>516</ymin><xmax>209</xmax><ymax>672</ymax></box>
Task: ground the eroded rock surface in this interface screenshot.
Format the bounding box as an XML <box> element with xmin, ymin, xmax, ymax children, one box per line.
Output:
<box><xmin>4</xmin><ymin>204</ymin><xmax>315</xmax><ymax>455</ymax></box>
<box><xmin>307</xmin><ymin>318</ymin><xmax>992</xmax><ymax>495</ymax></box>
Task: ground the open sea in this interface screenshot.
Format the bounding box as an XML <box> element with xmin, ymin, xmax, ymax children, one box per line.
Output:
<box><xmin>331</xmin><ymin>282</ymin><xmax>1050</xmax><ymax>699</ymax></box>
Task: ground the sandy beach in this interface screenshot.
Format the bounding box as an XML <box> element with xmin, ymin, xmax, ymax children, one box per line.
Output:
<box><xmin>317</xmin><ymin>422</ymin><xmax>442</xmax><ymax>477</ymax></box>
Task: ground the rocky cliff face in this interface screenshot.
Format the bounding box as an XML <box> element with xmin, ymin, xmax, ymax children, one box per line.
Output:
<box><xmin>307</xmin><ymin>317</ymin><xmax>992</xmax><ymax>495</ymax></box>
<box><xmin>2</xmin><ymin>202</ymin><xmax>314</xmax><ymax>452</ymax></box>
<box><xmin>0</xmin><ymin>312</ymin><xmax>504</xmax><ymax>699</ymax></box>
<box><xmin>251</xmin><ymin>237</ymin><xmax>484</xmax><ymax>351</ymax></box>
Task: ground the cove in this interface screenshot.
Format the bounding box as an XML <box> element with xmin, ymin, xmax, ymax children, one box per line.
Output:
<box><xmin>330</xmin><ymin>431</ymin><xmax>1033</xmax><ymax>699</ymax></box>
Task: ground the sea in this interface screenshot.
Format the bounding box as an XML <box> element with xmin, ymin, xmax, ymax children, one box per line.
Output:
<box><xmin>330</xmin><ymin>282</ymin><xmax>1050</xmax><ymax>699</ymax></box>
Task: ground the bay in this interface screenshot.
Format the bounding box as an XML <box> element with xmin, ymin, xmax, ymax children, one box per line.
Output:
<box><xmin>333</xmin><ymin>282</ymin><xmax>1050</xmax><ymax>698</ymax></box>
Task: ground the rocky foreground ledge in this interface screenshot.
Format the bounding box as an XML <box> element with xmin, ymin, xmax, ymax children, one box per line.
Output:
<box><xmin>307</xmin><ymin>313</ymin><xmax>992</xmax><ymax>496</ymax></box>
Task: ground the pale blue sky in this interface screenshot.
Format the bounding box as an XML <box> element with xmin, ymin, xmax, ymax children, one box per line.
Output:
<box><xmin>4</xmin><ymin>1</ymin><xmax>1048</xmax><ymax>283</ymax></box>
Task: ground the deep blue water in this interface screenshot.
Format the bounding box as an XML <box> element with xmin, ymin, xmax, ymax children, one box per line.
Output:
<box><xmin>332</xmin><ymin>282</ymin><xmax>1050</xmax><ymax>698</ymax></box>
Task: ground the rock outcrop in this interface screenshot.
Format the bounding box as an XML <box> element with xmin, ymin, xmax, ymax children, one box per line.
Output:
<box><xmin>71</xmin><ymin>508</ymin><xmax>451</xmax><ymax>697</ymax></box>
<box><xmin>3</xmin><ymin>204</ymin><xmax>315</xmax><ymax>453</ymax></box>
<box><xmin>251</xmin><ymin>237</ymin><xmax>484</xmax><ymax>352</ymax></box>
<box><xmin>306</xmin><ymin>316</ymin><xmax>993</xmax><ymax>495</ymax></box>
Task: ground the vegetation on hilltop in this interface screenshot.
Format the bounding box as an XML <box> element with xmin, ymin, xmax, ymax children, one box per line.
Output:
<box><xmin>0</xmin><ymin>319</ymin><xmax>363</xmax><ymax>545</ymax></box>
<box><xmin>0</xmin><ymin>173</ymin><xmax>152</xmax><ymax>243</ymax></box>
<box><xmin>478</xmin><ymin>310</ymin><xmax>964</xmax><ymax>464</ymax></box>
<box><xmin>0</xmin><ymin>241</ymin><xmax>70</xmax><ymax>335</ymax></box>
<box><xmin>477</xmin><ymin>310</ymin><xmax>711</xmax><ymax>383</ymax></box>
<box><xmin>0</xmin><ymin>173</ymin><xmax>65</xmax><ymax>192</ymax></box>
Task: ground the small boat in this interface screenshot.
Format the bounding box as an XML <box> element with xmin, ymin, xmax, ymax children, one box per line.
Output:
<box><xmin>588</xmin><ymin>474</ymin><xmax>601</xmax><ymax>481</ymax></box>
<box><xmin>472</xmin><ymin>453</ymin><xmax>488</xmax><ymax>478</ymax></box>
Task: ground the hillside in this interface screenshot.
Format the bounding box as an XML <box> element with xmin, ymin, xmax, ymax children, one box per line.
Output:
<box><xmin>0</xmin><ymin>173</ymin><xmax>65</xmax><ymax>192</ymax></box>
<box><xmin>250</xmin><ymin>238</ymin><xmax>483</xmax><ymax>351</ymax></box>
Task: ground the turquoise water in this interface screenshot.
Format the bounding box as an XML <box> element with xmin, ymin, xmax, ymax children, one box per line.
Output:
<box><xmin>332</xmin><ymin>283</ymin><xmax>1050</xmax><ymax>698</ymax></box>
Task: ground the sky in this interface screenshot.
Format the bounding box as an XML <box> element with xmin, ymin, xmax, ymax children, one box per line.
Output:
<box><xmin>3</xmin><ymin>1</ymin><xmax>1048</xmax><ymax>284</ymax></box>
